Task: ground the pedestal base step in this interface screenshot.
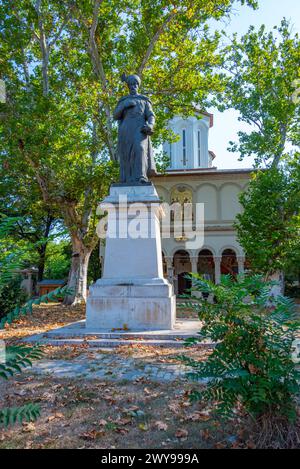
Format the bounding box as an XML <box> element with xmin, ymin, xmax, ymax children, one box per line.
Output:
<box><xmin>23</xmin><ymin>319</ymin><xmax>214</xmax><ymax>349</ymax></box>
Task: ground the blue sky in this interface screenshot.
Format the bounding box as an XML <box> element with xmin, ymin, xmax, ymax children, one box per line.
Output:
<box><xmin>208</xmin><ymin>0</ymin><xmax>300</xmax><ymax>169</ymax></box>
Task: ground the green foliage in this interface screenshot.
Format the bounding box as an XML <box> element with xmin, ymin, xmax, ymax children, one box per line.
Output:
<box><xmin>0</xmin><ymin>345</ymin><xmax>44</xmax><ymax>426</ymax></box>
<box><xmin>0</xmin><ymin>345</ymin><xmax>44</xmax><ymax>380</ymax></box>
<box><xmin>180</xmin><ymin>274</ymin><xmax>300</xmax><ymax>422</ymax></box>
<box><xmin>87</xmin><ymin>241</ymin><xmax>101</xmax><ymax>285</ymax></box>
<box><xmin>0</xmin><ymin>0</ymin><xmax>258</xmax><ymax>300</ymax></box>
<box><xmin>0</xmin><ymin>285</ymin><xmax>74</xmax><ymax>329</ymax></box>
<box><xmin>0</xmin><ymin>355</ymin><xmax>42</xmax><ymax>426</ymax></box>
<box><xmin>0</xmin><ymin>404</ymin><xmax>41</xmax><ymax>427</ymax></box>
<box><xmin>235</xmin><ymin>161</ymin><xmax>300</xmax><ymax>275</ymax></box>
<box><xmin>220</xmin><ymin>19</ymin><xmax>300</xmax><ymax>168</ymax></box>
<box><xmin>0</xmin><ymin>275</ymin><xmax>28</xmax><ymax>320</ymax></box>
<box><xmin>0</xmin><ymin>158</ymin><xmax>64</xmax><ymax>281</ymax></box>
<box><xmin>0</xmin><ymin>283</ymin><xmax>73</xmax><ymax>426</ymax></box>
<box><xmin>0</xmin><ymin>215</ymin><xmax>26</xmax><ymax>289</ymax></box>
<box><xmin>0</xmin><ymin>215</ymin><xmax>73</xmax><ymax>426</ymax></box>
<box><xmin>44</xmin><ymin>240</ymin><xmax>71</xmax><ymax>280</ymax></box>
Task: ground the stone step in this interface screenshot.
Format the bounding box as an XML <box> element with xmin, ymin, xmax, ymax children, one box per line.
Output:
<box><xmin>27</xmin><ymin>338</ymin><xmax>185</xmax><ymax>347</ymax></box>
<box><xmin>23</xmin><ymin>319</ymin><xmax>210</xmax><ymax>349</ymax></box>
<box><xmin>43</xmin><ymin>331</ymin><xmax>199</xmax><ymax>340</ymax></box>
<box><xmin>25</xmin><ymin>336</ymin><xmax>213</xmax><ymax>348</ymax></box>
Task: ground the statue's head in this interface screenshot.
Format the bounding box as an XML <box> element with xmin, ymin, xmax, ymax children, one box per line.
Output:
<box><xmin>122</xmin><ymin>74</ymin><xmax>141</xmax><ymax>96</ymax></box>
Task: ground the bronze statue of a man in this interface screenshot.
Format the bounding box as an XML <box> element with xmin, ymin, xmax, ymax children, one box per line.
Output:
<box><xmin>113</xmin><ymin>74</ymin><xmax>157</xmax><ymax>184</ymax></box>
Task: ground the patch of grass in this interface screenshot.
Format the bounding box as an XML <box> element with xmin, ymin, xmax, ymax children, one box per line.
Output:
<box><xmin>1</xmin><ymin>302</ymin><xmax>295</xmax><ymax>449</ymax></box>
<box><xmin>0</xmin><ymin>375</ymin><xmax>243</xmax><ymax>449</ymax></box>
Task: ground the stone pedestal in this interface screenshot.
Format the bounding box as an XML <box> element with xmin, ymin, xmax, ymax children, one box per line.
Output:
<box><xmin>86</xmin><ymin>184</ymin><xmax>176</xmax><ymax>330</ymax></box>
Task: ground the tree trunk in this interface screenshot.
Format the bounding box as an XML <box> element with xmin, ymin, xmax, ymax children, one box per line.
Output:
<box><xmin>63</xmin><ymin>235</ymin><xmax>93</xmax><ymax>305</ymax></box>
<box><xmin>37</xmin><ymin>244</ymin><xmax>47</xmax><ymax>281</ymax></box>
<box><xmin>37</xmin><ymin>212</ymin><xmax>54</xmax><ymax>281</ymax></box>
<box><xmin>268</xmin><ymin>271</ymin><xmax>285</xmax><ymax>298</ymax></box>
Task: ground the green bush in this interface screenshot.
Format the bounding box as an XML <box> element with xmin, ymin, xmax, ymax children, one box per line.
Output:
<box><xmin>180</xmin><ymin>274</ymin><xmax>300</xmax><ymax>427</ymax></box>
<box><xmin>43</xmin><ymin>240</ymin><xmax>71</xmax><ymax>280</ymax></box>
<box><xmin>0</xmin><ymin>285</ymin><xmax>73</xmax><ymax>426</ymax></box>
<box><xmin>0</xmin><ymin>345</ymin><xmax>44</xmax><ymax>426</ymax></box>
<box><xmin>0</xmin><ymin>216</ymin><xmax>74</xmax><ymax>426</ymax></box>
<box><xmin>0</xmin><ymin>275</ymin><xmax>28</xmax><ymax>320</ymax></box>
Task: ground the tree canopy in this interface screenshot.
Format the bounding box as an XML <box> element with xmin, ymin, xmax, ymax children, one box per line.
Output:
<box><xmin>219</xmin><ymin>19</ymin><xmax>300</xmax><ymax>168</ymax></box>
<box><xmin>236</xmin><ymin>157</ymin><xmax>300</xmax><ymax>277</ymax></box>
<box><xmin>0</xmin><ymin>0</ymin><xmax>258</xmax><ymax>303</ymax></box>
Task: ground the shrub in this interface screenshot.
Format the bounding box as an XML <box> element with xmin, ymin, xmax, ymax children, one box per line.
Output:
<box><xmin>0</xmin><ymin>216</ymin><xmax>74</xmax><ymax>426</ymax></box>
<box><xmin>179</xmin><ymin>274</ymin><xmax>300</xmax><ymax>447</ymax></box>
<box><xmin>0</xmin><ymin>345</ymin><xmax>44</xmax><ymax>426</ymax></box>
<box><xmin>0</xmin><ymin>275</ymin><xmax>28</xmax><ymax>320</ymax></box>
<box><xmin>0</xmin><ymin>285</ymin><xmax>73</xmax><ymax>426</ymax></box>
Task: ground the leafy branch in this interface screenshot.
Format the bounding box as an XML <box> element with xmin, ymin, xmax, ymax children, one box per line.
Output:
<box><xmin>0</xmin><ymin>404</ymin><xmax>41</xmax><ymax>427</ymax></box>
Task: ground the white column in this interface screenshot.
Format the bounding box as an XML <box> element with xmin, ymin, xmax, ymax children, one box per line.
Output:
<box><xmin>214</xmin><ymin>256</ymin><xmax>221</xmax><ymax>284</ymax></box>
<box><xmin>237</xmin><ymin>256</ymin><xmax>245</xmax><ymax>275</ymax></box>
<box><xmin>191</xmin><ymin>257</ymin><xmax>198</xmax><ymax>276</ymax></box>
<box><xmin>191</xmin><ymin>256</ymin><xmax>201</xmax><ymax>296</ymax></box>
<box><xmin>166</xmin><ymin>257</ymin><xmax>174</xmax><ymax>283</ymax></box>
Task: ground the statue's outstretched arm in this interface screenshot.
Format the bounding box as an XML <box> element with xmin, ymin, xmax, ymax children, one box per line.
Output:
<box><xmin>145</xmin><ymin>101</ymin><xmax>155</xmax><ymax>128</ymax></box>
<box><xmin>113</xmin><ymin>100</ymin><xmax>126</xmax><ymax>120</ymax></box>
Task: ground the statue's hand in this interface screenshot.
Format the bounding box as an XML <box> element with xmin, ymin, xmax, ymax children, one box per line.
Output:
<box><xmin>124</xmin><ymin>99</ymin><xmax>136</xmax><ymax>109</ymax></box>
<box><xmin>141</xmin><ymin>124</ymin><xmax>154</xmax><ymax>135</ymax></box>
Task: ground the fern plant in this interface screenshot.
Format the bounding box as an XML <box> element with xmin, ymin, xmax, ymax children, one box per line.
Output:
<box><xmin>179</xmin><ymin>274</ymin><xmax>300</xmax><ymax>423</ymax></box>
<box><xmin>0</xmin><ymin>345</ymin><xmax>44</xmax><ymax>380</ymax></box>
<box><xmin>0</xmin><ymin>285</ymin><xmax>73</xmax><ymax>426</ymax></box>
<box><xmin>0</xmin><ymin>216</ymin><xmax>73</xmax><ymax>426</ymax></box>
<box><xmin>0</xmin><ymin>345</ymin><xmax>44</xmax><ymax>426</ymax></box>
<box><xmin>0</xmin><ymin>403</ymin><xmax>41</xmax><ymax>427</ymax></box>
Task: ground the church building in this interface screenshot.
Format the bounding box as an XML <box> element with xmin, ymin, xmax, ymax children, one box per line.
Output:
<box><xmin>152</xmin><ymin>113</ymin><xmax>252</xmax><ymax>296</ymax></box>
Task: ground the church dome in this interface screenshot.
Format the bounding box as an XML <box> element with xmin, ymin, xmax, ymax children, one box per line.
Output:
<box><xmin>163</xmin><ymin>113</ymin><xmax>215</xmax><ymax>170</ymax></box>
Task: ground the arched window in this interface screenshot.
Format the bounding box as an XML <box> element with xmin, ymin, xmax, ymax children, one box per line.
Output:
<box><xmin>198</xmin><ymin>249</ymin><xmax>215</xmax><ymax>282</ymax></box>
<box><xmin>170</xmin><ymin>186</ymin><xmax>193</xmax><ymax>205</ymax></box>
<box><xmin>221</xmin><ymin>249</ymin><xmax>238</xmax><ymax>276</ymax></box>
<box><xmin>173</xmin><ymin>250</ymin><xmax>192</xmax><ymax>296</ymax></box>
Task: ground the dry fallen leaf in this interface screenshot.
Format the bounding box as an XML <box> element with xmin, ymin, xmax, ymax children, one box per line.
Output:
<box><xmin>118</xmin><ymin>418</ymin><xmax>132</xmax><ymax>425</ymax></box>
<box><xmin>47</xmin><ymin>412</ymin><xmax>64</xmax><ymax>422</ymax></box>
<box><xmin>99</xmin><ymin>419</ymin><xmax>107</xmax><ymax>426</ymax></box>
<box><xmin>138</xmin><ymin>423</ymin><xmax>148</xmax><ymax>431</ymax></box>
<box><xmin>187</xmin><ymin>411</ymin><xmax>210</xmax><ymax>422</ymax></box>
<box><xmin>168</xmin><ymin>402</ymin><xmax>180</xmax><ymax>413</ymax></box>
<box><xmin>22</xmin><ymin>422</ymin><xmax>36</xmax><ymax>433</ymax></box>
<box><xmin>25</xmin><ymin>440</ymin><xmax>33</xmax><ymax>449</ymax></box>
<box><xmin>246</xmin><ymin>440</ymin><xmax>256</xmax><ymax>449</ymax></box>
<box><xmin>116</xmin><ymin>427</ymin><xmax>129</xmax><ymax>434</ymax></box>
<box><xmin>214</xmin><ymin>442</ymin><xmax>226</xmax><ymax>449</ymax></box>
<box><xmin>200</xmin><ymin>429</ymin><xmax>210</xmax><ymax>440</ymax></box>
<box><xmin>80</xmin><ymin>430</ymin><xmax>105</xmax><ymax>440</ymax></box>
<box><xmin>154</xmin><ymin>421</ymin><xmax>168</xmax><ymax>431</ymax></box>
<box><xmin>175</xmin><ymin>429</ymin><xmax>188</xmax><ymax>439</ymax></box>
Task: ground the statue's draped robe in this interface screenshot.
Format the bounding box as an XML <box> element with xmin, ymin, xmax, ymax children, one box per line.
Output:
<box><xmin>113</xmin><ymin>94</ymin><xmax>156</xmax><ymax>183</ymax></box>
